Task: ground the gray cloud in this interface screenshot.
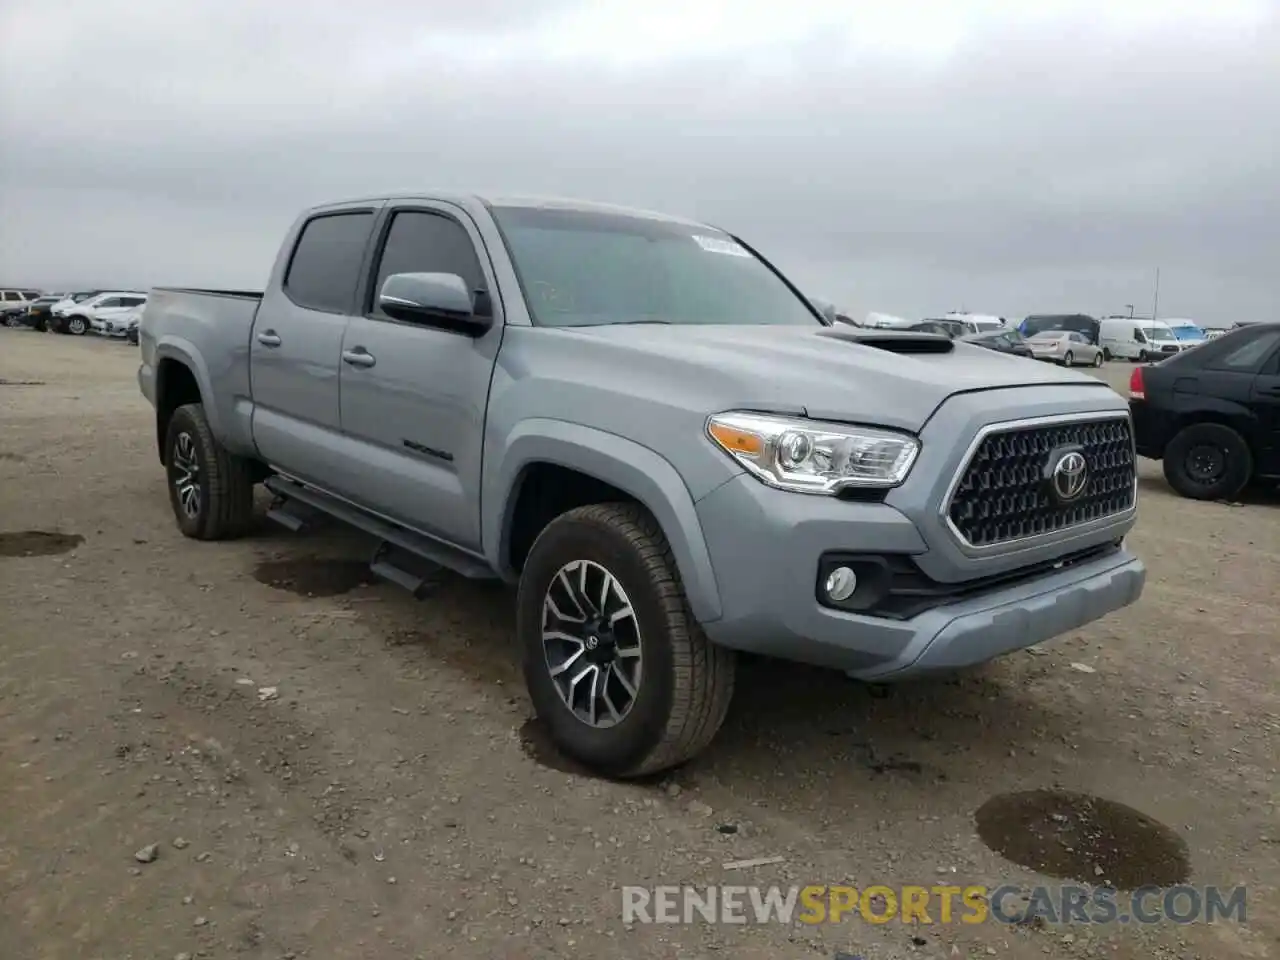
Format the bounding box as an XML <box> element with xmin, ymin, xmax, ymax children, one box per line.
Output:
<box><xmin>2</xmin><ymin>1</ymin><xmax>1277</xmax><ymax>323</ymax></box>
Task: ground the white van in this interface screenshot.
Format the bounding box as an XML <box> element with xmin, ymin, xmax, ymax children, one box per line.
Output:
<box><xmin>944</xmin><ymin>312</ymin><xmax>1006</xmax><ymax>335</ymax></box>
<box><xmin>1098</xmin><ymin>318</ymin><xmax>1184</xmax><ymax>361</ymax></box>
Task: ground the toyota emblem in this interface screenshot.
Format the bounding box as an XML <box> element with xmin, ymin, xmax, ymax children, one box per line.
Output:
<box><xmin>1051</xmin><ymin>450</ymin><xmax>1089</xmax><ymax>502</ymax></box>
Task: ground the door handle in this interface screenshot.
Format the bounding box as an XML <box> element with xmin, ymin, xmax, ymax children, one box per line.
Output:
<box><xmin>342</xmin><ymin>348</ymin><xmax>376</xmax><ymax>368</ymax></box>
<box><xmin>256</xmin><ymin>330</ymin><xmax>282</xmax><ymax>347</ymax></box>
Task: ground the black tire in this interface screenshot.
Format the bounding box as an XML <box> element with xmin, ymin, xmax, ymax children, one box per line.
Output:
<box><xmin>1092</xmin><ymin>352</ymin><xmax>1104</xmax><ymax>367</ymax></box>
<box><xmin>518</xmin><ymin>502</ymin><xmax>735</xmax><ymax>778</ymax></box>
<box><xmin>1102</xmin><ymin>347</ymin><xmax>1112</xmax><ymax>362</ymax></box>
<box><xmin>1062</xmin><ymin>351</ymin><xmax>1074</xmax><ymax>366</ymax></box>
<box><xmin>163</xmin><ymin>403</ymin><xmax>256</xmax><ymax>540</ymax></box>
<box><xmin>1162</xmin><ymin>423</ymin><xmax>1253</xmax><ymax>501</ymax></box>
<box><xmin>3</xmin><ymin>314</ymin><xmax>20</xmax><ymax>328</ymax></box>
<box><xmin>1138</xmin><ymin>350</ymin><xmax>1150</xmax><ymax>363</ymax></box>
<box><xmin>66</xmin><ymin>315</ymin><xmax>88</xmax><ymax>336</ymax></box>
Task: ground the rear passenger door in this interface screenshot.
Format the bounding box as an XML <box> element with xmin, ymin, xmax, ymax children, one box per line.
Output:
<box><xmin>333</xmin><ymin>202</ymin><xmax>504</xmax><ymax>550</ymax></box>
<box><xmin>249</xmin><ymin>208</ymin><xmax>378</xmax><ymax>485</ymax></box>
<box><xmin>1247</xmin><ymin>332</ymin><xmax>1280</xmax><ymax>474</ymax></box>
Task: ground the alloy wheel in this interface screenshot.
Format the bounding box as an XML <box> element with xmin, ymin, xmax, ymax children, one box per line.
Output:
<box><xmin>170</xmin><ymin>432</ymin><xmax>202</xmax><ymax>520</ymax></box>
<box><xmin>541</xmin><ymin>559</ymin><xmax>643</xmax><ymax>728</ymax></box>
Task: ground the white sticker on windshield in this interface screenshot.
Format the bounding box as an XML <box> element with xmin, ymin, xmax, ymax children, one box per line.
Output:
<box><xmin>692</xmin><ymin>234</ymin><xmax>750</xmax><ymax>257</ymax></box>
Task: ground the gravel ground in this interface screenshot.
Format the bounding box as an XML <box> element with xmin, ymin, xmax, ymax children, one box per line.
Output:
<box><xmin>1</xmin><ymin>329</ymin><xmax>1276</xmax><ymax>960</ymax></box>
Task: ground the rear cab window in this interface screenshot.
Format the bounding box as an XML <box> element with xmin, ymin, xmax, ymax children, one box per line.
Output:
<box><xmin>284</xmin><ymin>211</ymin><xmax>376</xmax><ymax>314</ymax></box>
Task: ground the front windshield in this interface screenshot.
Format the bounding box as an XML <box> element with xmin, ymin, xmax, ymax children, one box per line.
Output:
<box><xmin>491</xmin><ymin>206</ymin><xmax>821</xmax><ymax>328</ymax></box>
<box><xmin>1147</xmin><ymin>324</ymin><xmax>1177</xmax><ymax>342</ymax></box>
<box><xmin>1171</xmin><ymin>325</ymin><xmax>1204</xmax><ymax>341</ymax></box>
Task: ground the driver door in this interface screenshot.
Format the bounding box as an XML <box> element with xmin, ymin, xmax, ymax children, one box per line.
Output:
<box><xmin>333</xmin><ymin>202</ymin><xmax>504</xmax><ymax>550</ymax></box>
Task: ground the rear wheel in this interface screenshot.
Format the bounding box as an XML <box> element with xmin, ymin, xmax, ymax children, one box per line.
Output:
<box><xmin>518</xmin><ymin>502</ymin><xmax>735</xmax><ymax>778</ymax></box>
<box><xmin>1162</xmin><ymin>423</ymin><xmax>1252</xmax><ymax>501</ymax></box>
<box><xmin>1092</xmin><ymin>352</ymin><xmax>1104</xmax><ymax>367</ymax></box>
<box><xmin>1062</xmin><ymin>351</ymin><xmax>1074</xmax><ymax>366</ymax></box>
<box><xmin>164</xmin><ymin>403</ymin><xmax>256</xmax><ymax>540</ymax></box>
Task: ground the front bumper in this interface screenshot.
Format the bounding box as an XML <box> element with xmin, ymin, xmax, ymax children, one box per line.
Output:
<box><xmin>694</xmin><ymin>473</ymin><xmax>1145</xmax><ymax>680</ymax></box>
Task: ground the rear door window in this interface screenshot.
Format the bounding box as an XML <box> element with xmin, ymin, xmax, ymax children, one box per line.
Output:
<box><xmin>1209</xmin><ymin>329</ymin><xmax>1280</xmax><ymax>373</ymax></box>
<box><xmin>284</xmin><ymin>211</ymin><xmax>376</xmax><ymax>314</ymax></box>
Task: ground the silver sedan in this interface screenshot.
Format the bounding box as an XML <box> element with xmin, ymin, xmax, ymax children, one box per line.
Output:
<box><xmin>1025</xmin><ymin>330</ymin><xmax>1105</xmax><ymax>367</ymax></box>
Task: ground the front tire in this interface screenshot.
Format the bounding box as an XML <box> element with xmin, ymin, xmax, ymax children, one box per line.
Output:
<box><xmin>518</xmin><ymin>503</ymin><xmax>735</xmax><ymax>778</ymax></box>
<box><xmin>66</xmin><ymin>315</ymin><xmax>88</xmax><ymax>336</ymax></box>
<box><xmin>1102</xmin><ymin>347</ymin><xmax>1112</xmax><ymax>361</ymax></box>
<box><xmin>1162</xmin><ymin>423</ymin><xmax>1253</xmax><ymax>501</ymax></box>
<box><xmin>164</xmin><ymin>403</ymin><xmax>256</xmax><ymax>540</ymax></box>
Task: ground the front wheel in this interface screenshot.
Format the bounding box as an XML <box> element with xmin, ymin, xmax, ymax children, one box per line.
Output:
<box><xmin>518</xmin><ymin>503</ymin><xmax>735</xmax><ymax>778</ymax></box>
<box><xmin>66</xmin><ymin>315</ymin><xmax>88</xmax><ymax>336</ymax></box>
<box><xmin>164</xmin><ymin>403</ymin><xmax>257</xmax><ymax>540</ymax></box>
<box><xmin>1102</xmin><ymin>347</ymin><xmax>1112</xmax><ymax>362</ymax></box>
<box><xmin>1162</xmin><ymin>423</ymin><xmax>1253</xmax><ymax>501</ymax></box>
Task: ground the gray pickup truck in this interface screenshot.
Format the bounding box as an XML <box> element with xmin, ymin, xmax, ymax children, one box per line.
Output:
<box><xmin>138</xmin><ymin>193</ymin><xmax>1146</xmax><ymax>777</ymax></box>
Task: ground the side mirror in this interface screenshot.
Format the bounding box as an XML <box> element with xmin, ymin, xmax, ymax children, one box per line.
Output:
<box><xmin>378</xmin><ymin>272</ymin><xmax>492</xmax><ymax>335</ymax></box>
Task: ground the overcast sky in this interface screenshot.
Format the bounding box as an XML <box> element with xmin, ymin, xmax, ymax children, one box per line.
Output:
<box><xmin>2</xmin><ymin>0</ymin><xmax>1276</xmax><ymax>324</ymax></box>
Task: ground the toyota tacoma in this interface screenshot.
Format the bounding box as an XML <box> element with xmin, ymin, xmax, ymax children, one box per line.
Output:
<box><xmin>137</xmin><ymin>193</ymin><xmax>1146</xmax><ymax>776</ymax></box>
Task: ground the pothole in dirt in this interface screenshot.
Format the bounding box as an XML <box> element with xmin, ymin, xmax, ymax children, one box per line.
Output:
<box><xmin>251</xmin><ymin>557</ymin><xmax>378</xmax><ymax>597</ymax></box>
<box><xmin>0</xmin><ymin>530</ymin><xmax>84</xmax><ymax>558</ymax></box>
<box><xmin>518</xmin><ymin>718</ymin><xmax>665</xmax><ymax>786</ymax></box>
<box><xmin>975</xmin><ymin>790</ymin><xmax>1190</xmax><ymax>889</ymax></box>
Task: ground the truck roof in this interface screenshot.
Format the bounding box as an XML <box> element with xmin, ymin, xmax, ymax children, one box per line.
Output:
<box><xmin>312</xmin><ymin>191</ymin><xmax>711</xmax><ymax>228</ymax></box>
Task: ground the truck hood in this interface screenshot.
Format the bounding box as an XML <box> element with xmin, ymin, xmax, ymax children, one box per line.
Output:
<box><xmin>565</xmin><ymin>323</ymin><xmax>1111</xmax><ymax>432</ymax></box>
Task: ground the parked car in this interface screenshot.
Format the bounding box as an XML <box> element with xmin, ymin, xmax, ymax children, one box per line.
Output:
<box><xmin>1025</xmin><ymin>330</ymin><xmax>1105</xmax><ymax>367</ymax></box>
<box><xmin>1129</xmin><ymin>322</ymin><xmax>1280</xmax><ymax>500</ymax></box>
<box><xmin>12</xmin><ymin>294</ymin><xmax>65</xmax><ymax>331</ymax></box>
<box><xmin>98</xmin><ymin>300</ymin><xmax>147</xmax><ymax>338</ymax></box>
<box><xmin>120</xmin><ymin>304</ymin><xmax>144</xmax><ymax>344</ymax></box>
<box><xmin>943</xmin><ymin>312</ymin><xmax>1007</xmax><ymax>335</ymax></box>
<box><xmin>56</xmin><ymin>291</ymin><xmax>148</xmax><ymax>335</ymax></box>
<box><xmin>1165</xmin><ymin>318</ymin><xmax>1208</xmax><ymax>349</ymax></box>
<box><xmin>961</xmin><ymin>328</ymin><xmax>1035</xmax><ymax>358</ymax></box>
<box><xmin>1019</xmin><ymin>313</ymin><xmax>1101</xmax><ymax>346</ymax></box>
<box><xmin>1</xmin><ymin>288</ymin><xmax>42</xmax><ymax>324</ymax></box>
<box><xmin>49</xmin><ymin>291</ymin><xmax>101</xmax><ymax>315</ymax></box>
<box><xmin>138</xmin><ymin>192</ymin><xmax>1145</xmax><ymax>777</ymax></box>
<box><xmin>906</xmin><ymin>320</ymin><xmax>959</xmax><ymax>337</ymax></box>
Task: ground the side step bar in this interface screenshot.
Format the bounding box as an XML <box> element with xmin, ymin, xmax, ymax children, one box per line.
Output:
<box><xmin>263</xmin><ymin>475</ymin><xmax>498</xmax><ymax>585</ymax></box>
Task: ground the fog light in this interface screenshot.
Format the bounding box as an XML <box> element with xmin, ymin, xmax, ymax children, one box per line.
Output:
<box><xmin>824</xmin><ymin>566</ymin><xmax>858</xmax><ymax>602</ymax></box>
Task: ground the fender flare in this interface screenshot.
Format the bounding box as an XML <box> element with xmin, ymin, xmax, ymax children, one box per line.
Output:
<box><xmin>485</xmin><ymin>419</ymin><xmax>723</xmax><ymax>623</ymax></box>
<box><xmin>154</xmin><ymin>337</ymin><xmax>219</xmax><ymax>436</ymax></box>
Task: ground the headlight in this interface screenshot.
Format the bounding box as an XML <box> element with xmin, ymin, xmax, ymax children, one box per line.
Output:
<box><xmin>706</xmin><ymin>412</ymin><xmax>919</xmax><ymax>494</ymax></box>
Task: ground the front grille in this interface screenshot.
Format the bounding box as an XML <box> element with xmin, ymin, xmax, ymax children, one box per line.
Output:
<box><xmin>946</xmin><ymin>416</ymin><xmax>1135</xmax><ymax>548</ymax></box>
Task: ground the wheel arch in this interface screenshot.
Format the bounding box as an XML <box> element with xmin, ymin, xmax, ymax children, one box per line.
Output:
<box><xmin>153</xmin><ymin>344</ymin><xmax>214</xmax><ymax>463</ymax></box>
<box><xmin>486</xmin><ymin>421</ymin><xmax>724</xmax><ymax>624</ymax></box>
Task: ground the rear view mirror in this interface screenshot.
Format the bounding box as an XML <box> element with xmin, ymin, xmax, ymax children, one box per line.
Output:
<box><xmin>379</xmin><ymin>272</ymin><xmax>492</xmax><ymax>335</ymax></box>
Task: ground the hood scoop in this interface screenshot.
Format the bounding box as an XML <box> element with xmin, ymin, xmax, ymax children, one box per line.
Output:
<box><xmin>816</xmin><ymin>326</ymin><xmax>955</xmax><ymax>354</ymax></box>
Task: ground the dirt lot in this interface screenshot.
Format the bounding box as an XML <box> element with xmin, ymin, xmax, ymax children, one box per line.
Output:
<box><xmin>1</xmin><ymin>330</ymin><xmax>1276</xmax><ymax>960</ymax></box>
